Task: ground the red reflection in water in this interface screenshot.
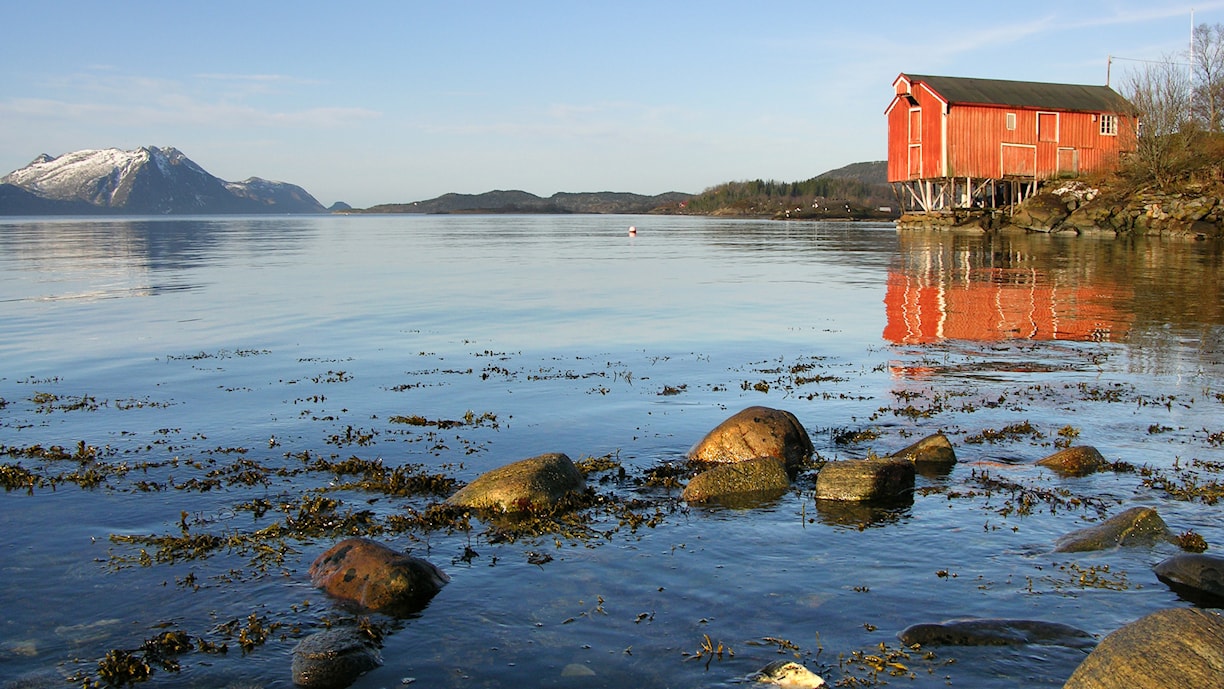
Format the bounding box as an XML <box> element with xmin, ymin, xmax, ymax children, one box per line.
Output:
<box><xmin>883</xmin><ymin>254</ymin><xmax>1133</xmax><ymax>345</ymax></box>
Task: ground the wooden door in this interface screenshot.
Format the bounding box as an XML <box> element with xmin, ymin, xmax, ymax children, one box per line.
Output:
<box><xmin>1057</xmin><ymin>147</ymin><xmax>1078</xmax><ymax>176</ymax></box>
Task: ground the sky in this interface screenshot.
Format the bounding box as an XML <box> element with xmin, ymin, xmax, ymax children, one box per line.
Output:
<box><xmin>3</xmin><ymin>1</ymin><xmax>1224</xmax><ymax>208</ymax></box>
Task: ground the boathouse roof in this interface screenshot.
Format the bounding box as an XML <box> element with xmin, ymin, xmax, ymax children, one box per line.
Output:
<box><xmin>899</xmin><ymin>74</ymin><xmax>1133</xmax><ymax>113</ymax></box>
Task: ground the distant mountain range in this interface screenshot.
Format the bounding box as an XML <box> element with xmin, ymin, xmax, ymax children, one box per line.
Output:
<box><xmin>0</xmin><ymin>146</ymin><xmax>325</xmax><ymax>215</ymax></box>
<box><xmin>0</xmin><ymin>145</ymin><xmax>890</xmax><ymax>217</ymax></box>
<box><xmin>354</xmin><ymin>189</ymin><xmax>693</xmax><ymax>215</ymax></box>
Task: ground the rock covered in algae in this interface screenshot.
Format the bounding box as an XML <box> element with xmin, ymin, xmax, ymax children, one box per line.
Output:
<box><xmin>309</xmin><ymin>537</ymin><xmax>448</xmax><ymax>616</ymax></box>
<box><xmin>887</xmin><ymin>433</ymin><xmax>956</xmax><ymax>468</ymax></box>
<box><xmin>688</xmin><ymin>406</ymin><xmax>813</xmax><ymax>472</ymax></box>
<box><xmin>898</xmin><ymin>618</ymin><xmax>1095</xmax><ymax>648</ymax></box>
<box><xmin>815</xmin><ymin>457</ymin><xmax>914</xmax><ymax>502</ymax></box>
<box><xmin>681</xmin><ymin>456</ymin><xmax>790</xmax><ymax>505</ymax></box>
<box><xmin>1063</xmin><ymin>607</ymin><xmax>1224</xmax><ymax>689</ymax></box>
<box><xmin>291</xmin><ymin>627</ymin><xmax>382</xmax><ymax>689</ymax></box>
<box><xmin>1054</xmin><ymin>506</ymin><xmax>1173</xmax><ymax>552</ymax></box>
<box><xmin>446</xmin><ymin>452</ymin><xmax>586</xmax><ymax>513</ymax></box>
<box><xmin>1036</xmin><ymin>445</ymin><xmax>1109</xmax><ymax>476</ymax></box>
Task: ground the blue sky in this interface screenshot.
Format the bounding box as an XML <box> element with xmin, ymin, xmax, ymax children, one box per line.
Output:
<box><xmin>3</xmin><ymin>1</ymin><xmax>1222</xmax><ymax>207</ymax></box>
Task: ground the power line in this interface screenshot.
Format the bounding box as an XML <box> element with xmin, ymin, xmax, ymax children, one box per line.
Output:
<box><xmin>1110</xmin><ymin>55</ymin><xmax>1191</xmax><ymax>67</ymax></box>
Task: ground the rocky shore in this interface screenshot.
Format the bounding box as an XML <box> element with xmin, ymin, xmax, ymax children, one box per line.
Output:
<box><xmin>897</xmin><ymin>180</ymin><xmax>1224</xmax><ymax>239</ymax></box>
<box><xmin>289</xmin><ymin>405</ymin><xmax>1223</xmax><ymax>689</ymax></box>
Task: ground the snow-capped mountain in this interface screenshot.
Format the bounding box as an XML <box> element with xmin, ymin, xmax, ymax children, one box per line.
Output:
<box><xmin>0</xmin><ymin>146</ymin><xmax>325</xmax><ymax>214</ymax></box>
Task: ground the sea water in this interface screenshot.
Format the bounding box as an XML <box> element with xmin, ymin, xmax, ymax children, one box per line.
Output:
<box><xmin>1</xmin><ymin>214</ymin><xmax>1222</xmax><ymax>687</ymax></box>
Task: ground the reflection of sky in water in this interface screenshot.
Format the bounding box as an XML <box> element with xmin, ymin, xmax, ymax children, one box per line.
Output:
<box><xmin>3</xmin><ymin>215</ymin><xmax>1222</xmax><ymax>376</ymax></box>
<box><xmin>2</xmin><ymin>216</ymin><xmax>1224</xmax><ymax>689</ymax></box>
<box><xmin>0</xmin><ymin>216</ymin><xmax>897</xmax><ymax>367</ymax></box>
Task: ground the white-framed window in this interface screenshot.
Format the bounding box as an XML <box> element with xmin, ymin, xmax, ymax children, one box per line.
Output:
<box><xmin>1006</xmin><ymin>112</ymin><xmax>1016</xmax><ymax>130</ymax></box>
<box><xmin>1100</xmin><ymin>114</ymin><xmax>1118</xmax><ymax>136</ymax></box>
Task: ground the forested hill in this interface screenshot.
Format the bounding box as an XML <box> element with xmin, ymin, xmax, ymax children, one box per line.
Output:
<box><xmin>675</xmin><ymin>161</ymin><xmax>896</xmax><ymax>219</ymax></box>
<box><xmin>354</xmin><ymin>190</ymin><xmax>689</xmax><ymax>214</ymax></box>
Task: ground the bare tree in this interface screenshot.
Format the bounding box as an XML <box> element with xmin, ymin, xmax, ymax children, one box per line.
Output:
<box><xmin>1123</xmin><ymin>56</ymin><xmax>1202</xmax><ymax>189</ymax></box>
<box><xmin>1191</xmin><ymin>23</ymin><xmax>1224</xmax><ymax>132</ymax></box>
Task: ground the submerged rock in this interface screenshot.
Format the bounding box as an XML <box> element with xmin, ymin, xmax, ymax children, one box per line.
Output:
<box><xmin>814</xmin><ymin>457</ymin><xmax>914</xmax><ymax>502</ymax></box>
<box><xmin>560</xmin><ymin>663</ymin><xmax>596</xmax><ymax>678</ymax></box>
<box><xmin>688</xmin><ymin>406</ymin><xmax>813</xmax><ymax>472</ymax></box>
<box><xmin>291</xmin><ymin>627</ymin><xmax>382</xmax><ymax>689</ymax></box>
<box><xmin>1053</xmin><ymin>506</ymin><xmax>1174</xmax><ymax>552</ymax></box>
<box><xmin>887</xmin><ymin>433</ymin><xmax>956</xmax><ymax>469</ymax></box>
<box><xmin>682</xmin><ymin>456</ymin><xmax>790</xmax><ymax>505</ymax></box>
<box><xmin>1036</xmin><ymin>445</ymin><xmax>1109</xmax><ymax>476</ymax></box>
<box><xmin>446</xmin><ymin>452</ymin><xmax>586</xmax><ymax>513</ymax></box>
<box><xmin>1063</xmin><ymin>607</ymin><xmax>1224</xmax><ymax>689</ymax></box>
<box><xmin>898</xmin><ymin>618</ymin><xmax>1095</xmax><ymax>648</ymax></box>
<box><xmin>1154</xmin><ymin>553</ymin><xmax>1224</xmax><ymax>607</ymax></box>
<box><xmin>309</xmin><ymin>537</ymin><xmax>448</xmax><ymax>616</ymax></box>
<box><xmin>749</xmin><ymin>659</ymin><xmax>827</xmax><ymax>688</ymax></box>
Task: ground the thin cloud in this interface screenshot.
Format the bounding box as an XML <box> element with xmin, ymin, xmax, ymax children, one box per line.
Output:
<box><xmin>3</xmin><ymin>68</ymin><xmax>379</xmax><ymax>130</ymax></box>
<box><xmin>0</xmin><ymin>95</ymin><xmax>380</xmax><ymax>130</ymax></box>
<box><xmin>195</xmin><ymin>73</ymin><xmax>322</xmax><ymax>85</ymax></box>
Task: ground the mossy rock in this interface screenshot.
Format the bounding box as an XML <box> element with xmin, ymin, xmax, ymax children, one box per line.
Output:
<box><xmin>446</xmin><ymin>452</ymin><xmax>586</xmax><ymax>513</ymax></box>
<box><xmin>814</xmin><ymin>458</ymin><xmax>914</xmax><ymax>503</ymax></box>
<box><xmin>1054</xmin><ymin>506</ymin><xmax>1173</xmax><ymax>552</ymax></box>
<box><xmin>681</xmin><ymin>456</ymin><xmax>790</xmax><ymax>506</ymax></box>
<box><xmin>887</xmin><ymin>433</ymin><xmax>956</xmax><ymax>469</ymax></box>
<box><xmin>1063</xmin><ymin>608</ymin><xmax>1224</xmax><ymax>689</ymax></box>
<box><xmin>1036</xmin><ymin>445</ymin><xmax>1109</xmax><ymax>476</ymax></box>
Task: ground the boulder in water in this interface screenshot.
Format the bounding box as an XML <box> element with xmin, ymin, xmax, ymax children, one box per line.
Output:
<box><xmin>887</xmin><ymin>433</ymin><xmax>956</xmax><ymax>469</ymax></box>
<box><xmin>815</xmin><ymin>457</ymin><xmax>914</xmax><ymax>503</ymax></box>
<box><xmin>446</xmin><ymin>452</ymin><xmax>586</xmax><ymax>513</ymax></box>
<box><xmin>1054</xmin><ymin>506</ymin><xmax>1173</xmax><ymax>552</ymax></box>
<box><xmin>309</xmin><ymin>537</ymin><xmax>448</xmax><ymax>616</ymax></box>
<box><xmin>681</xmin><ymin>456</ymin><xmax>790</xmax><ymax>505</ymax></box>
<box><xmin>1063</xmin><ymin>607</ymin><xmax>1224</xmax><ymax>689</ymax></box>
<box><xmin>898</xmin><ymin>618</ymin><xmax>1095</xmax><ymax>648</ymax></box>
<box><xmin>688</xmin><ymin>406</ymin><xmax>813</xmax><ymax>472</ymax></box>
<box><xmin>291</xmin><ymin>627</ymin><xmax>382</xmax><ymax>689</ymax></box>
<box><xmin>1153</xmin><ymin>553</ymin><xmax>1224</xmax><ymax>607</ymax></box>
<box><xmin>1036</xmin><ymin>445</ymin><xmax>1109</xmax><ymax>476</ymax></box>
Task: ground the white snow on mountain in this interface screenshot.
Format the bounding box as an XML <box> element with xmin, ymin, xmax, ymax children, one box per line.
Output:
<box><xmin>1</xmin><ymin>146</ymin><xmax>324</xmax><ymax>213</ymax></box>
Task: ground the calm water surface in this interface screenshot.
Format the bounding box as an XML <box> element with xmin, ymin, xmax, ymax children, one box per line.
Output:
<box><xmin>1</xmin><ymin>215</ymin><xmax>1223</xmax><ymax>688</ymax></box>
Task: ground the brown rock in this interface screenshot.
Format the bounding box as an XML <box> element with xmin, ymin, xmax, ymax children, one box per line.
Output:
<box><xmin>1063</xmin><ymin>608</ymin><xmax>1224</xmax><ymax>689</ymax></box>
<box><xmin>888</xmin><ymin>433</ymin><xmax>956</xmax><ymax>468</ymax></box>
<box><xmin>309</xmin><ymin>538</ymin><xmax>448</xmax><ymax>615</ymax></box>
<box><xmin>1054</xmin><ymin>506</ymin><xmax>1173</xmax><ymax>552</ymax></box>
<box><xmin>814</xmin><ymin>458</ymin><xmax>914</xmax><ymax>502</ymax></box>
<box><xmin>1010</xmin><ymin>192</ymin><xmax>1070</xmax><ymax>231</ymax></box>
<box><xmin>687</xmin><ymin>406</ymin><xmax>813</xmax><ymax>472</ymax></box>
<box><xmin>446</xmin><ymin>452</ymin><xmax>585</xmax><ymax>513</ymax></box>
<box><xmin>1037</xmin><ymin>446</ymin><xmax>1109</xmax><ymax>476</ymax></box>
<box><xmin>681</xmin><ymin>456</ymin><xmax>790</xmax><ymax>505</ymax></box>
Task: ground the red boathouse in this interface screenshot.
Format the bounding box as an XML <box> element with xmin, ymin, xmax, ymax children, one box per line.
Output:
<box><xmin>886</xmin><ymin>73</ymin><xmax>1136</xmax><ymax>212</ymax></box>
